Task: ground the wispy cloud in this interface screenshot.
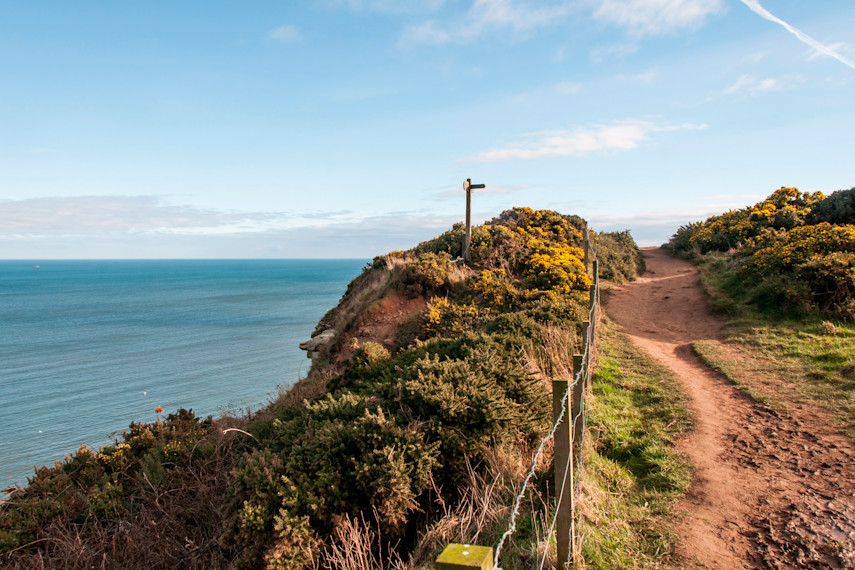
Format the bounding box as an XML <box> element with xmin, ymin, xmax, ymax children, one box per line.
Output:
<box><xmin>737</xmin><ymin>0</ymin><xmax>855</xmax><ymax>70</ymax></box>
<box><xmin>0</xmin><ymin>196</ymin><xmax>480</xmax><ymax>258</ymax></box>
<box><xmin>0</xmin><ymin>203</ymin><xmax>470</xmax><ymax>259</ymax></box>
<box><xmin>269</xmin><ymin>25</ymin><xmax>302</xmax><ymax>43</ymax></box>
<box><xmin>471</xmin><ymin>119</ymin><xmax>706</xmax><ymax>162</ymax></box>
<box><xmin>594</xmin><ymin>0</ymin><xmax>723</xmax><ymax>36</ymax></box>
<box><xmin>616</xmin><ymin>70</ymin><xmax>658</xmax><ymax>83</ymax></box>
<box><xmin>0</xmin><ymin>196</ymin><xmax>294</xmax><ymax>237</ymax></box>
<box><xmin>589</xmin><ymin>42</ymin><xmax>638</xmax><ymax>63</ymax></box>
<box><xmin>401</xmin><ymin>0</ymin><xmax>574</xmax><ymax>46</ymax></box>
<box><xmin>320</xmin><ymin>0</ymin><xmax>446</xmax><ymax>14</ymax></box>
<box><xmin>588</xmin><ymin>206</ymin><xmax>724</xmax><ymax>246</ymax></box>
<box><xmin>555</xmin><ymin>81</ymin><xmax>583</xmax><ymax>94</ymax></box>
<box><xmin>719</xmin><ymin>73</ymin><xmax>802</xmax><ymax>97</ymax></box>
<box><xmin>806</xmin><ymin>41</ymin><xmax>854</xmax><ymax>63</ymax></box>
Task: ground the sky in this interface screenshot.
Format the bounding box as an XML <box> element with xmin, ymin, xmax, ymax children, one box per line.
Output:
<box><xmin>1</xmin><ymin>0</ymin><xmax>853</xmax><ymax>258</ymax></box>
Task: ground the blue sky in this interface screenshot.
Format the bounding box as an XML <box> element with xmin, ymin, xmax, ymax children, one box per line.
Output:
<box><xmin>1</xmin><ymin>0</ymin><xmax>853</xmax><ymax>258</ymax></box>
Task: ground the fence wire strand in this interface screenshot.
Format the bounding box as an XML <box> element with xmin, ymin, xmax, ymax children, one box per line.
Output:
<box><xmin>493</xmin><ymin>244</ymin><xmax>598</xmax><ymax>568</ymax></box>
<box><xmin>537</xmin><ymin>395</ymin><xmax>586</xmax><ymax>570</ymax></box>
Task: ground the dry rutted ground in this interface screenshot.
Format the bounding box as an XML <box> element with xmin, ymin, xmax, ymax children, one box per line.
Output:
<box><xmin>606</xmin><ymin>248</ymin><xmax>855</xmax><ymax>569</ymax></box>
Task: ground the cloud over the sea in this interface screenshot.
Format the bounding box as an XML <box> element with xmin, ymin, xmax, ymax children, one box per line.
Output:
<box><xmin>0</xmin><ymin>196</ymin><xmax>471</xmax><ymax>259</ymax></box>
<box><xmin>0</xmin><ymin>196</ymin><xmax>292</xmax><ymax>237</ymax></box>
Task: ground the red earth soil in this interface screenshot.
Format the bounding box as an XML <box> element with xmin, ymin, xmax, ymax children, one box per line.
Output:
<box><xmin>606</xmin><ymin>247</ymin><xmax>855</xmax><ymax>569</ymax></box>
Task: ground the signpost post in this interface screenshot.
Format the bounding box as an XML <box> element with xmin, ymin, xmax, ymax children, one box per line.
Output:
<box><xmin>462</xmin><ymin>178</ymin><xmax>485</xmax><ymax>262</ymax></box>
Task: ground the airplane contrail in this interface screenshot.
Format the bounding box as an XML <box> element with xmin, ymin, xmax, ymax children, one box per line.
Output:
<box><xmin>738</xmin><ymin>0</ymin><xmax>855</xmax><ymax>70</ymax></box>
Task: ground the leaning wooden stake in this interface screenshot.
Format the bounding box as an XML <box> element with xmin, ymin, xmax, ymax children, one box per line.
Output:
<box><xmin>552</xmin><ymin>377</ymin><xmax>573</xmax><ymax>569</ymax></box>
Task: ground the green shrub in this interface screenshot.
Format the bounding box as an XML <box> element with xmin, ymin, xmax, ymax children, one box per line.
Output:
<box><xmin>415</xmin><ymin>224</ymin><xmax>465</xmax><ymax>257</ymax></box>
<box><xmin>665</xmin><ymin>222</ymin><xmax>704</xmax><ymax>258</ymax></box>
<box><xmin>807</xmin><ymin>187</ymin><xmax>855</xmax><ymax>225</ymax></box>
<box><xmin>402</xmin><ymin>251</ymin><xmax>454</xmax><ymax>295</ymax></box>
<box><xmin>592</xmin><ymin>230</ymin><xmax>646</xmax><ymax>281</ymax></box>
<box><xmin>352</xmin><ymin>341</ymin><xmax>391</xmax><ymax>366</ymax></box>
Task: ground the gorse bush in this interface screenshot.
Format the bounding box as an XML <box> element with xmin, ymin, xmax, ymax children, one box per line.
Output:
<box><xmin>0</xmin><ymin>409</ymin><xmax>241</xmax><ymax>567</ymax></box>
<box><xmin>689</xmin><ymin>187</ymin><xmax>825</xmax><ymax>254</ymax></box>
<box><xmin>740</xmin><ymin>223</ymin><xmax>855</xmax><ymax>317</ymax></box>
<box><xmin>2</xmin><ymin>207</ymin><xmax>644</xmax><ymax>569</ymax></box>
<box><xmin>523</xmin><ymin>240</ymin><xmax>590</xmax><ymax>294</ymax></box>
<box><xmin>664</xmin><ymin>222</ymin><xmax>704</xmax><ymax>258</ymax></box>
<box><xmin>592</xmin><ymin>230</ymin><xmax>646</xmax><ymax>282</ymax></box>
<box><xmin>667</xmin><ymin>186</ymin><xmax>855</xmax><ymax>319</ymax></box>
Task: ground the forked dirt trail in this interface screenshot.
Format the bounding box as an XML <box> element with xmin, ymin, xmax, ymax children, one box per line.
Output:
<box><xmin>606</xmin><ymin>247</ymin><xmax>855</xmax><ymax>569</ymax></box>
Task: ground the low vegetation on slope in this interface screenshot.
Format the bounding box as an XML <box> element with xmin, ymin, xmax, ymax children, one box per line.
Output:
<box><xmin>667</xmin><ymin>186</ymin><xmax>855</xmax><ymax>318</ymax></box>
<box><xmin>666</xmin><ymin>186</ymin><xmax>855</xmax><ymax>435</ymax></box>
<box><xmin>2</xmin><ymin>207</ymin><xmax>667</xmax><ymax>569</ymax></box>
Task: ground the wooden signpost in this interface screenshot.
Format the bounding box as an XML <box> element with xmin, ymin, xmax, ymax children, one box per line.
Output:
<box><xmin>462</xmin><ymin>178</ymin><xmax>485</xmax><ymax>262</ymax></box>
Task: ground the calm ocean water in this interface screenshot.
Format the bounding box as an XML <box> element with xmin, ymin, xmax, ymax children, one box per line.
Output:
<box><xmin>0</xmin><ymin>259</ymin><xmax>366</xmax><ymax>493</ymax></box>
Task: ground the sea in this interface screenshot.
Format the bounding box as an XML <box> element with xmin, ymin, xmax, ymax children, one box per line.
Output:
<box><xmin>0</xmin><ymin>259</ymin><xmax>366</xmax><ymax>494</ymax></box>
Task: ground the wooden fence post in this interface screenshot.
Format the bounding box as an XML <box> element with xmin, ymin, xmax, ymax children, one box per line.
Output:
<box><xmin>436</xmin><ymin>543</ymin><xmax>494</xmax><ymax>570</ymax></box>
<box><xmin>581</xmin><ymin>321</ymin><xmax>591</xmax><ymax>389</ymax></box>
<box><xmin>552</xmin><ymin>378</ymin><xmax>573</xmax><ymax>569</ymax></box>
<box><xmin>571</xmin><ymin>354</ymin><xmax>585</xmax><ymax>469</ymax></box>
<box><xmin>590</xmin><ymin>260</ymin><xmax>599</xmax><ymax>342</ymax></box>
<box><xmin>583</xmin><ymin>226</ymin><xmax>590</xmax><ymax>274</ymax></box>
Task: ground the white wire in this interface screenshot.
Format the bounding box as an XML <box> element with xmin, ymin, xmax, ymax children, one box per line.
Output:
<box><xmin>494</xmin><ymin>258</ymin><xmax>599</xmax><ymax>567</ymax></box>
<box><xmin>537</xmin><ymin>399</ymin><xmax>586</xmax><ymax>570</ymax></box>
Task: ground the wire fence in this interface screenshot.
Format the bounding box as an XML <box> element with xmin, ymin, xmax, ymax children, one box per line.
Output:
<box><xmin>436</xmin><ymin>229</ymin><xmax>600</xmax><ymax>570</ymax></box>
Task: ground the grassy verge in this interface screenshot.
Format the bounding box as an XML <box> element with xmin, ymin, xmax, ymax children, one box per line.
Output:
<box><xmin>688</xmin><ymin>249</ymin><xmax>855</xmax><ymax>437</ymax></box>
<box><xmin>579</xmin><ymin>317</ymin><xmax>693</xmax><ymax>568</ymax></box>
<box><xmin>691</xmin><ymin>340</ymin><xmax>773</xmax><ymax>407</ymax></box>
<box><xmin>694</xmin><ymin>322</ymin><xmax>855</xmax><ymax>437</ymax></box>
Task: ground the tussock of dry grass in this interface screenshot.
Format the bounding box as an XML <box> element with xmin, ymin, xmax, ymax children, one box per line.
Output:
<box><xmin>523</xmin><ymin>323</ymin><xmax>578</xmax><ymax>382</ymax></box>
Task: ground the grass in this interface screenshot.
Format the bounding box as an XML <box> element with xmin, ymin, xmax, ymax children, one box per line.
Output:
<box><xmin>694</xmin><ymin>321</ymin><xmax>855</xmax><ymax>437</ymax></box>
<box><xmin>579</xmin><ymin>317</ymin><xmax>693</xmax><ymax>569</ymax></box>
<box><xmin>688</xmin><ymin>249</ymin><xmax>855</xmax><ymax>437</ymax></box>
<box><xmin>691</xmin><ymin>340</ymin><xmax>774</xmax><ymax>407</ymax></box>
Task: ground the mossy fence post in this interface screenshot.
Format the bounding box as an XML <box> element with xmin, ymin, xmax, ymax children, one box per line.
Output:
<box><xmin>552</xmin><ymin>376</ymin><xmax>574</xmax><ymax>569</ymax></box>
<box><xmin>435</xmin><ymin>543</ymin><xmax>494</xmax><ymax>570</ymax></box>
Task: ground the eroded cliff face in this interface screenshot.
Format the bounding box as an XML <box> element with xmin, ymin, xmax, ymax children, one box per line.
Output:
<box><xmin>298</xmin><ymin>254</ymin><xmax>446</xmax><ymax>376</ymax></box>
<box><xmin>300</xmin><ymin>287</ymin><xmax>428</xmax><ymax>373</ymax></box>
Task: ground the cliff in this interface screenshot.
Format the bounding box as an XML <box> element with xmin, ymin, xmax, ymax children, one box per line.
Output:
<box><xmin>0</xmin><ymin>207</ymin><xmax>643</xmax><ymax>569</ymax></box>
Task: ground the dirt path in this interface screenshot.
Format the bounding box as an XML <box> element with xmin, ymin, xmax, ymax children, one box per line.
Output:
<box><xmin>605</xmin><ymin>247</ymin><xmax>855</xmax><ymax>569</ymax></box>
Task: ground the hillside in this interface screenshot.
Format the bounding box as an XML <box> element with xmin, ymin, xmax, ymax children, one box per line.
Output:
<box><xmin>668</xmin><ymin>186</ymin><xmax>855</xmax><ymax>318</ymax></box>
<box><xmin>1</xmin><ymin>208</ymin><xmax>655</xmax><ymax>569</ymax></box>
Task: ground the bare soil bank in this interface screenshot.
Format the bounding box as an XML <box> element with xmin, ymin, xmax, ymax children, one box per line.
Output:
<box><xmin>606</xmin><ymin>247</ymin><xmax>855</xmax><ymax>569</ymax></box>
